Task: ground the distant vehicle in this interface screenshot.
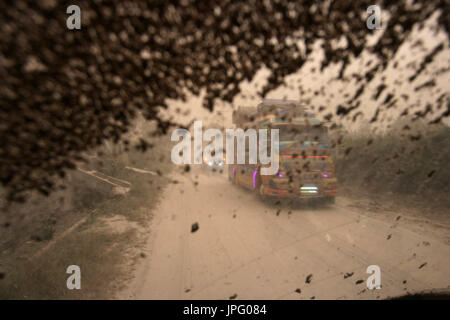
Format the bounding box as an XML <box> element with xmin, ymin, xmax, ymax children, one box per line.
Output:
<box><xmin>228</xmin><ymin>100</ymin><xmax>337</xmax><ymax>204</ymax></box>
<box><xmin>201</xmin><ymin>122</ymin><xmax>226</xmax><ymax>171</ymax></box>
<box><xmin>202</xmin><ymin>153</ymin><xmax>226</xmax><ymax>170</ymax></box>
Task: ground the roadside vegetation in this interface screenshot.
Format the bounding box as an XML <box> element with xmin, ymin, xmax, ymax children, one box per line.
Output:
<box><xmin>334</xmin><ymin>119</ymin><xmax>450</xmax><ymax>211</ymax></box>
<box><xmin>0</xmin><ymin>128</ymin><xmax>173</xmax><ymax>299</ymax></box>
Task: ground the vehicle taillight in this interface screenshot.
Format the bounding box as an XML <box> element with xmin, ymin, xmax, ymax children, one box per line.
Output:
<box><xmin>276</xmin><ymin>169</ymin><xmax>286</xmax><ymax>178</ymax></box>
<box><xmin>322</xmin><ymin>172</ymin><xmax>333</xmax><ymax>178</ymax></box>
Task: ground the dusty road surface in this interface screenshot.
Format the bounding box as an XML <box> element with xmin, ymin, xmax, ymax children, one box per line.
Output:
<box><xmin>121</xmin><ymin>167</ymin><xmax>450</xmax><ymax>300</ymax></box>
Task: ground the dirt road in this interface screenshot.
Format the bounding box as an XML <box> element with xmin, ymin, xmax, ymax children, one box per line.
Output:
<box><xmin>121</xmin><ymin>167</ymin><xmax>450</xmax><ymax>300</ymax></box>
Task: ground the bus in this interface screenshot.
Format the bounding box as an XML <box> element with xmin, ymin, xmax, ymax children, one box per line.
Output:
<box><xmin>228</xmin><ymin>100</ymin><xmax>337</xmax><ymax>204</ymax></box>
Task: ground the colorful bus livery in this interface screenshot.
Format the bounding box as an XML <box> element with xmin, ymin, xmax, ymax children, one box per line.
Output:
<box><xmin>228</xmin><ymin>100</ymin><xmax>337</xmax><ymax>204</ymax></box>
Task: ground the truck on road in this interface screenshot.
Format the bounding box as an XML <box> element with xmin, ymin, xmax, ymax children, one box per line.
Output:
<box><xmin>228</xmin><ymin>100</ymin><xmax>337</xmax><ymax>204</ymax></box>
